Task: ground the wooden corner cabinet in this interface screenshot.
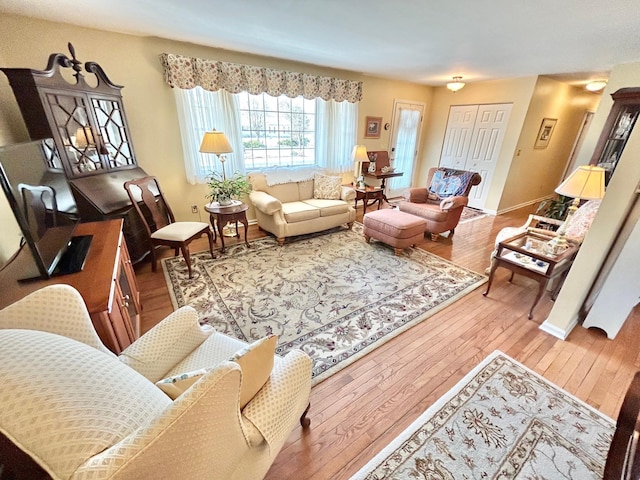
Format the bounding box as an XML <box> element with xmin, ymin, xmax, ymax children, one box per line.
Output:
<box><xmin>590</xmin><ymin>87</ymin><xmax>640</xmax><ymax>185</ymax></box>
<box><xmin>1</xmin><ymin>43</ymin><xmax>150</xmax><ymax>263</ymax></box>
<box><xmin>0</xmin><ymin>219</ymin><xmax>140</xmax><ymax>354</ymax></box>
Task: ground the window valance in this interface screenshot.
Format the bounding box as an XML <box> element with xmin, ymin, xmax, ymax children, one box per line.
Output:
<box><xmin>159</xmin><ymin>53</ymin><xmax>363</xmax><ymax>103</ymax></box>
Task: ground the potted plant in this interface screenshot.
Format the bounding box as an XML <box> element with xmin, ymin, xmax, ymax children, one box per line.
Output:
<box><xmin>206</xmin><ymin>171</ymin><xmax>252</xmax><ymax>206</ymax></box>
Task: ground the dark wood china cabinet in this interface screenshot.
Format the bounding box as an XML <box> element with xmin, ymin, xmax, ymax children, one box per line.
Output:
<box><xmin>590</xmin><ymin>87</ymin><xmax>640</xmax><ymax>185</ymax></box>
<box><xmin>1</xmin><ymin>43</ymin><xmax>150</xmax><ymax>262</ymax></box>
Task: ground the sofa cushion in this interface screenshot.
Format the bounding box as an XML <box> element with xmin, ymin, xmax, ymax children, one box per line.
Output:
<box><xmin>303</xmin><ymin>198</ymin><xmax>350</xmax><ymax>216</ymax></box>
<box><xmin>429</xmin><ymin>169</ymin><xmax>475</xmax><ymax>198</ymax></box>
<box><xmin>399</xmin><ymin>201</ymin><xmax>450</xmax><ymax>222</ymax></box>
<box><xmin>230</xmin><ymin>334</ymin><xmax>277</xmax><ymax>409</ymax></box>
<box><xmin>313</xmin><ymin>173</ymin><xmax>342</xmax><ymax>200</ymax></box>
<box><xmin>156</xmin><ymin>368</ymin><xmax>209</xmax><ymax>400</ymax></box>
<box><xmin>0</xmin><ymin>329</ymin><xmax>171</xmax><ymax>480</ymax></box>
<box><xmin>282</xmin><ymin>201</ymin><xmax>321</xmax><ymax>223</ymax></box>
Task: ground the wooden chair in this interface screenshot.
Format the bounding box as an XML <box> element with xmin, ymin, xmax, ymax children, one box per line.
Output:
<box><xmin>124</xmin><ymin>176</ymin><xmax>214</xmax><ymax>278</ymax></box>
<box><xmin>604</xmin><ymin>371</ymin><xmax>640</xmax><ymax>479</ymax></box>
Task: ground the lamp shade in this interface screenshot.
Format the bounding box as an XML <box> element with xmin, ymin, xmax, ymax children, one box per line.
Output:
<box><xmin>352</xmin><ymin>145</ymin><xmax>368</xmax><ymax>163</ymax></box>
<box><xmin>199</xmin><ymin>129</ymin><xmax>233</xmax><ymax>154</ymax></box>
<box><xmin>75</xmin><ymin>126</ymin><xmax>95</xmax><ymax>148</ymax></box>
<box><xmin>555</xmin><ymin>165</ymin><xmax>605</xmax><ymax>200</ymax></box>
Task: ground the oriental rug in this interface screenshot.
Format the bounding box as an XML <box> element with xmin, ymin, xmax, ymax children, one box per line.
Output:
<box><xmin>350</xmin><ymin>350</ymin><xmax>615</xmax><ymax>479</ymax></box>
<box><xmin>459</xmin><ymin>206</ymin><xmax>488</xmax><ymax>224</ymax></box>
<box><xmin>162</xmin><ymin>223</ymin><xmax>486</xmax><ymax>385</ymax></box>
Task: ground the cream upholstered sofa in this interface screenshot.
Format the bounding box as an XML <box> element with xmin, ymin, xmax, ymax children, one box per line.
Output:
<box><xmin>0</xmin><ymin>284</ymin><xmax>312</xmax><ymax>480</ymax></box>
<box><xmin>248</xmin><ymin>169</ymin><xmax>356</xmax><ymax>245</ymax></box>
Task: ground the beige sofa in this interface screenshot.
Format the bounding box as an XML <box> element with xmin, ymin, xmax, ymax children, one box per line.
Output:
<box><xmin>248</xmin><ymin>171</ymin><xmax>356</xmax><ymax>245</ymax></box>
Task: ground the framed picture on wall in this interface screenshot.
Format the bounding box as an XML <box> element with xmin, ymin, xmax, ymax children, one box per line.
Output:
<box><xmin>364</xmin><ymin>116</ymin><xmax>382</xmax><ymax>139</ymax></box>
<box><xmin>534</xmin><ymin>118</ymin><xmax>557</xmax><ymax>149</ymax></box>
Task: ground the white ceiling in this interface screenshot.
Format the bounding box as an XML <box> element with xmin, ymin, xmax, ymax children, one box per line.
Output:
<box><xmin>2</xmin><ymin>0</ymin><xmax>640</xmax><ymax>87</ymax></box>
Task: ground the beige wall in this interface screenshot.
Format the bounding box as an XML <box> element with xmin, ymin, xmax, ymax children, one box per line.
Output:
<box><xmin>417</xmin><ymin>77</ymin><xmax>538</xmax><ymax>213</ymax></box>
<box><xmin>0</xmin><ymin>13</ymin><xmax>432</xmax><ymax>263</ymax></box>
<box><xmin>542</xmin><ymin>61</ymin><xmax>640</xmax><ymax>338</ymax></box>
<box><xmin>499</xmin><ymin>77</ymin><xmax>601</xmax><ymax>212</ymax></box>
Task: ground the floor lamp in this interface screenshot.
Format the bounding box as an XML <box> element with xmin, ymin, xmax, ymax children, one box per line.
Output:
<box><xmin>546</xmin><ymin>165</ymin><xmax>605</xmax><ymax>254</ymax></box>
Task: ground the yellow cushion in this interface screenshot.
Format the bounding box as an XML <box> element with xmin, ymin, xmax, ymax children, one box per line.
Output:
<box><xmin>313</xmin><ymin>173</ymin><xmax>342</xmax><ymax>200</ymax></box>
<box><xmin>231</xmin><ymin>334</ymin><xmax>277</xmax><ymax>409</ymax></box>
<box><xmin>155</xmin><ymin>335</ymin><xmax>277</xmax><ymax>407</ymax></box>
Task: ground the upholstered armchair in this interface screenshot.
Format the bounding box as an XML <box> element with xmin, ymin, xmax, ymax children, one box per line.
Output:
<box><xmin>398</xmin><ymin>167</ymin><xmax>482</xmax><ymax>241</ymax></box>
<box><xmin>485</xmin><ymin>199</ymin><xmax>602</xmax><ymax>274</ymax></box>
<box><xmin>0</xmin><ymin>284</ymin><xmax>312</xmax><ymax>480</ymax></box>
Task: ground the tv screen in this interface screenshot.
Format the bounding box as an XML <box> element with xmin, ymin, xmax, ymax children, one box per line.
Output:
<box><xmin>0</xmin><ymin>138</ymin><xmax>89</xmax><ymax>280</ymax></box>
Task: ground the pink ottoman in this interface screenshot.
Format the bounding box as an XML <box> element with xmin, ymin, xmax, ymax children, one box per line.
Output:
<box><xmin>363</xmin><ymin>209</ymin><xmax>427</xmax><ymax>255</ymax></box>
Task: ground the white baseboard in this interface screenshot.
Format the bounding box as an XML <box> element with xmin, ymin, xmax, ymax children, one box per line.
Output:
<box><xmin>539</xmin><ymin>315</ymin><xmax>579</xmax><ymax>340</ymax></box>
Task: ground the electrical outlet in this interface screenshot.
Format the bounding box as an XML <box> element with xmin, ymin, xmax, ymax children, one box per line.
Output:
<box><xmin>191</xmin><ymin>205</ymin><xmax>198</xmax><ymax>214</ymax></box>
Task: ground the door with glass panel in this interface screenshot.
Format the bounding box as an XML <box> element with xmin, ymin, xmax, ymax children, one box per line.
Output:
<box><xmin>387</xmin><ymin>100</ymin><xmax>425</xmax><ymax>199</ymax></box>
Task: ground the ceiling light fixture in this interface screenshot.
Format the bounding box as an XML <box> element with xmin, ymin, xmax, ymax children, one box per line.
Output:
<box><xmin>586</xmin><ymin>80</ymin><xmax>607</xmax><ymax>92</ymax></box>
<box><xmin>446</xmin><ymin>76</ymin><xmax>466</xmax><ymax>93</ymax></box>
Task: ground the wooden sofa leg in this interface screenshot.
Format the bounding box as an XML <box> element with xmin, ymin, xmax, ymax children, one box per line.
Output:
<box><xmin>430</xmin><ymin>233</ymin><xmax>439</xmax><ymax>241</ymax></box>
<box><xmin>347</xmin><ymin>222</ymin><xmax>354</xmax><ymax>230</ymax></box>
<box><xmin>300</xmin><ymin>402</ymin><xmax>311</xmax><ymax>428</ymax></box>
<box><xmin>277</xmin><ymin>237</ymin><xmax>285</xmax><ymax>246</ymax></box>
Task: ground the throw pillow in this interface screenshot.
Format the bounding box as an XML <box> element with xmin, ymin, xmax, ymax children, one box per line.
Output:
<box><xmin>313</xmin><ymin>173</ymin><xmax>342</xmax><ymax>200</ymax></box>
<box><xmin>156</xmin><ymin>368</ymin><xmax>208</xmax><ymax>400</ymax></box>
<box><xmin>231</xmin><ymin>334</ymin><xmax>278</xmax><ymax>409</ymax></box>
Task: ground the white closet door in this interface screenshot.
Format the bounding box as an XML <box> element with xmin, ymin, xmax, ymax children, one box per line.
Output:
<box><xmin>464</xmin><ymin>104</ymin><xmax>512</xmax><ymax>210</ymax></box>
<box><xmin>440</xmin><ymin>105</ymin><xmax>479</xmax><ymax>169</ymax></box>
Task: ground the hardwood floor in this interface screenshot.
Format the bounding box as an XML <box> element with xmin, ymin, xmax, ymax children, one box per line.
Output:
<box><xmin>136</xmin><ymin>204</ymin><xmax>639</xmax><ymax>480</ymax></box>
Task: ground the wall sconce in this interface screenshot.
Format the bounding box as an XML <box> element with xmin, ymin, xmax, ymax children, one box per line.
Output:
<box><xmin>586</xmin><ymin>80</ymin><xmax>607</xmax><ymax>92</ymax></box>
<box><xmin>446</xmin><ymin>76</ymin><xmax>466</xmax><ymax>93</ymax></box>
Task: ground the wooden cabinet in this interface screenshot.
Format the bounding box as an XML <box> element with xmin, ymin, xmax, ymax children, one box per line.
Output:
<box><xmin>1</xmin><ymin>43</ymin><xmax>150</xmax><ymax>263</ymax></box>
<box><xmin>0</xmin><ymin>219</ymin><xmax>140</xmax><ymax>354</ymax></box>
<box><xmin>590</xmin><ymin>87</ymin><xmax>640</xmax><ymax>185</ymax></box>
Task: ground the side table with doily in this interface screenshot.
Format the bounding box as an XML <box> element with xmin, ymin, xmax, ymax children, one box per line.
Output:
<box><xmin>204</xmin><ymin>201</ymin><xmax>250</xmax><ymax>253</ymax></box>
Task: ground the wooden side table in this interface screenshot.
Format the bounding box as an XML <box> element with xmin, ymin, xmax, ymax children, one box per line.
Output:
<box><xmin>483</xmin><ymin>231</ymin><xmax>579</xmax><ymax>319</ymax></box>
<box><xmin>355</xmin><ymin>187</ymin><xmax>384</xmax><ymax>214</ymax></box>
<box><xmin>364</xmin><ymin>171</ymin><xmax>403</xmax><ymax>204</ymax></box>
<box><xmin>204</xmin><ymin>202</ymin><xmax>250</xmax><ymax>253</ymax></box>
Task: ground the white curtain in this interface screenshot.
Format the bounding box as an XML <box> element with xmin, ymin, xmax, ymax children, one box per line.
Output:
<box><xmin>389</xmin><ymin>108</ymin><xmax>421</xmax><ymax>192</ymax></box>
<box><xmin>174</xmin><ymin>87</ymin><xmax>244</xmax><ymax>184</ymax></box>
<box><xmin>315</xmin><ymin>99</ymin><xmax>358</xmax><ymax>173</ymax></box>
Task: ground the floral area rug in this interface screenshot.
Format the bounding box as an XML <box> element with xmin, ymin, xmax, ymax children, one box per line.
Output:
<box><xmin>459</xmin><ymin>206</ymin><xmax>488</xmax><ymax>224</ymax></box>
<box><xmin>350</xmin><ymin>351</ymin><xmax>615</xmax><ymax>479</ymax></box>
<box><xmin>162</xmin><ymin>223</ymin><xmax>486</xmax><ymax>385</ymax></box>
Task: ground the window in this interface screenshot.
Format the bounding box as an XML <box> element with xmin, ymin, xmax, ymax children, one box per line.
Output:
<box><xmin>239</xmin><ymin>92</ymin><xmax>316</xmax><ymax>169</ymax></box>
<box><xmin>174</xmin><ymin>87</ymin><xmax>357</xmax><ymax>184</ymax></box>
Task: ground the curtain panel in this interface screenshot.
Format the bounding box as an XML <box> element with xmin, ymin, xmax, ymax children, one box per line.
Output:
<box><xmin>160</xmin><ymin>53</ymin><xmax>363</xmax><ymax>103</ymax></box>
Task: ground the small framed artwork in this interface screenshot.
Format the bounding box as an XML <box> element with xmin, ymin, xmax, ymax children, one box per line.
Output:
<box><xmin>534</xmin><ymin>118</ymin><xmax>557</xmax><ymax>149</ymax></box>
<box><xmin>364</xmin><ymin>116</ymin><xmax>382</xmax><ymax>139</ymax></box>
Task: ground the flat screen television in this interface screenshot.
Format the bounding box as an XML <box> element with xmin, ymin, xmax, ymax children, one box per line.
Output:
<box><xmin>0</xmin><ymin>138</ymin><xmax>92</xmax><ymax>280</ymax></box>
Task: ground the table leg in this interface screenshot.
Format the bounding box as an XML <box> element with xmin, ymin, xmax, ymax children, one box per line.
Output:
<box><xmin>217</xmin><ymin>215</ymin><xmax>226</xmax><ymax>253</ymax></box>
<box><xmin>209</xmin><ymin>213</ymin><xmax>217</xmax><ymax>244</ymax></box>
<box><xmin>483</xmin><ymin>262</ymin><xmax>498</xmax><ymax>297</ymax></box>
<box><xmin>529</xmin><ymin>280</ymin><xmax>548</xmax><ymax>319</ymax></box>
<box><xmin>240</xmin><ymin>215</ymin><xmax>250</xmax><ymax>248</ymax></box>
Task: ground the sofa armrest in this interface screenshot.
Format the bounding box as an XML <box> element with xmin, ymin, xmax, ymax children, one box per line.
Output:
<box><xmin>118</xmin><ymin>306</ymin><xmax>214</xmax><ymax>382</ymax></box>
<box><xmin>0</xmin><ymin>284</ymin><xmax>113</xmax><ymax>356</ymax></box>
<box><xmin>250</xmin><ymin>191</ymin><xmax>282</xmax><ymax>215</ymax></box>
<box><xmin>241</xmin><ymin>349</ymin><xmax>312</xmax><ymax>450</ymax></box>
<box><xmin>404</xmin><ymin>187</ymin><xmax>429</xmax><ymax>203</ymax></box>
<box><xmin>341</xmin><ymin>185</ymin><xmax>356</xmax><ymax>203</ymax></box>
<box><xmin>440</xmin><ymin>195</ymin><xmax>468</xmax><ymax>211</ymax></box>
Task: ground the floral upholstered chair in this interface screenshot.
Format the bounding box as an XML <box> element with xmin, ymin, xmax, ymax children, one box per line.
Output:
<box><xmin>485</xmin><ymin>199</ymin><xmax>602</xmax><ymax>274</ymax></box>
<box><xmin>0</xmin><ymin>284</ymin><xmax>312</xmax><ymax>480</ymax></box>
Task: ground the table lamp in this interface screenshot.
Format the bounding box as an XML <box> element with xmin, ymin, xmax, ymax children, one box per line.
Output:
<box><xmin>199</xmin><ymin>129</ymin><xmax>233</xmax><ymax>180</ymax></box>
<box><xmin>547</xmin><ymin>165</ymin><xmax>605</xmax><ymax>253</ymax></box>
<box><xmin>352</xmin><ymin>145</ymin><xmax>368</xmax><ymax>188</ymax></box>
